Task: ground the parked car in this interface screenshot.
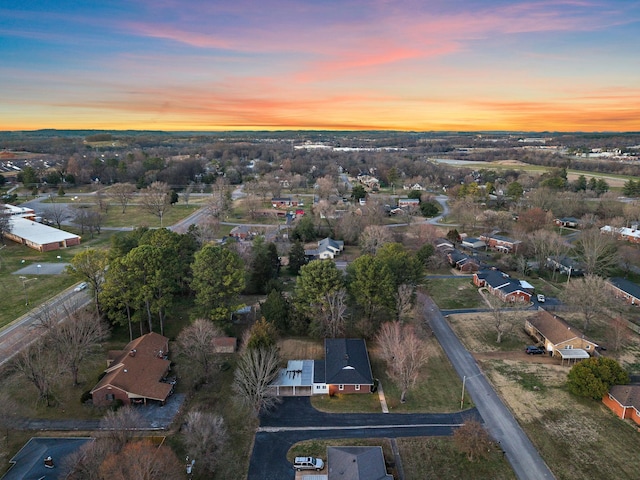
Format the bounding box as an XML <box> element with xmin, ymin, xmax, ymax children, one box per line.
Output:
<box><xmin>74</xmin><ymin>282</ymin><xmax>88</xmax><ymax>292</ymax></box>
<box><xmin>293</xmin><ymin>457</ymin><xmax>324</xmax><ymax>471</ymax></box>
<box><xmin>525</xmin><ymin>345</ymin><xmax>545</xmax><ymax>355</ymax></box>
<box><xmin>537</xmin><ymin>294</ymin><xmax>545</xmax><ymax>303</ymax></box>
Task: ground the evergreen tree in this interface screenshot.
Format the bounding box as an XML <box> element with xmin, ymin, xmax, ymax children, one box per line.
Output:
<box><xmin>288</xmin><ymin>241</ymin><xmax>308</xmax><ymax>275</ymax></box>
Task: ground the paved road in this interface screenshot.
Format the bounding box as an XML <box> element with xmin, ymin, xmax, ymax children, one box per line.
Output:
<box><xmin>249</xmin><ymin>397</ymin><xmax>479</xmax><ymax>480</ymax></box>
<box><xmin>421</xmin><ymin>292</ymin><xmax>556</xmax><ymax>480</ymax></box>
<box><xmin>0</xmin><ymin>286</ymin><xmax>92</xmax><ymax>367</ymax></box>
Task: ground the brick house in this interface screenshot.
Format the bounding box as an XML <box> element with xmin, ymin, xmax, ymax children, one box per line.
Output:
<box><xmin>600</xmin><ymin>225</ymin><xmax>640</xmax><ymax>244</ymax></box>
<box><xmin>603</xmin><ymin>385</ymin><xmax>640</xmax><ymax>427</ymax></box>
<box><xmin>479</xmin><ymin>233</ymin><xmax>521</xmax><ymax>253</ymax></box>
<box><xmin>446</xmin><ymin>249</ymin><xmax>479</xmax><ymax>273</ymax></box>
<box><xmin>473</xmin><ymin>269</ymin><xmax>532</xmax><ymax>303</ymax></box>
<box><xmin>524</xmin><ymin>310</ymin><xmax>598</xmax><ymax>359</ymax></box>
<box><xmin>90</xmin><ymin>332</ymin><xmax>173</xmax><ymax>407</ymax></box>
<box><xmin>314</xmin><ymin>339</ymin><xmax>373</xmax><ymax>395</ymax></box>
<box><xmin>607</xmin><ymin>277</ymin><xmax>640</xmax><ymax>306</ymax></box>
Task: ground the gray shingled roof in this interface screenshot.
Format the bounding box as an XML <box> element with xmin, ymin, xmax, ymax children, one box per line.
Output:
<box><xmin>324</xmin><ymin>339</ymin><xmax>373</xmax><ymax>386</ymax></box>
<box><xmin>328</xmin><ymin>446</ymin><xmax>392</xmax><ymax>480</ymax></box>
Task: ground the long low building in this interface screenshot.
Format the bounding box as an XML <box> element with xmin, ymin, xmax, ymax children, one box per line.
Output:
<box><xmin>5</xmin><ymin>216</ymin><xmax>81</xmax><ymax>252</ymax></box>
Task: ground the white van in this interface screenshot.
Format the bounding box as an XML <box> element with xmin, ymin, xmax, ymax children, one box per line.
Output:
<box><xmin>293</xmin><ymin>457</ymin><xmax>324</xmax><ymax>471</ymax></box>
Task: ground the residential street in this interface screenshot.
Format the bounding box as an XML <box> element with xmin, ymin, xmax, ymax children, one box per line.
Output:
<box><xmin>421</xmin><ymin>292</ymin><xmax>556</xmax><ymax>480</ymax></box>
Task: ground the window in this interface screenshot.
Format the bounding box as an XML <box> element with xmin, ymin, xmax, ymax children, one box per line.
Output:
<box><xmin>339</xmin><ymin>384</ymin><xmax>344</xmax><ymax>391</ymax></box>
<box><xmin>106</xmin><ymin>393</ymin><xmax>115</xmax><ymax>401</ymax></box>
<box><xmin>355</xmin><ymin>385</ymin><xmax>360</xmax><ymax>391</ymax></box>
<box><xmin>585</xmin><ymin>345</ymin><xmax>591</xmax><ymax>350</ymax></box>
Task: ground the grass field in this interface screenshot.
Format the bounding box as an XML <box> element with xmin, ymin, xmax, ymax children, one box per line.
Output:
<box><xmin>426</xmin><ymin>276</ymin><xmax>485</xmax><ymax>309</ymax></box>
<box><xmin>449</xmin><ymin>311</ymin><xmax>640</xmax><ymax>480</ymax></box>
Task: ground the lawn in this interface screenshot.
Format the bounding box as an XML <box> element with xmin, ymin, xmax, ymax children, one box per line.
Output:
<box><xmin>449</xmin><ymin>311</ymin><xmax>640</xmax><ymax>480</ymax></box>
<box><xmin>101</xmin><ymin>204</ymin><xmax>200</xmax><ymax>228</ymax></box>
<box><xmin>0</xmin><ymin>232</ymin><xmax>116</xmax><ymax>328</ymax></box>
<box><xmin>426</xmin><ymin>276</ymin><xmax>485</xmax><ymax>309</ymax></box>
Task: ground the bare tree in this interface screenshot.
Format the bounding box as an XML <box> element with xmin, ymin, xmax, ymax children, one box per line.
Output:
<box><xmin>99</xmin><ymin>406</ymin><xmax>144</xmax><ymax>450</ymax></box>
<box><xmin>0</xmin><ymin>210</ymin><xmax>10</xmax><ymax>245</ymax></box>
<box><xmin>99</xmin><ymin>440</ymin><xmax>183</xmax><ymax>480</ymax></box>
<box><xmin>575</xmin><ymin>227</ymin><xmax>619</xmax><ymax>276</ymax></box>
<box><xmin>183</xmin><ymin>181</ymin><xmax>195</xmax><ymax>206</ymax></box>
<box><xmin>140</xmin><ymin>181</ymin><xmax>171</xmax><ymax>226</ymax></box>
<box><xmin>181</xmin><ymin>410</ymin><xmax>228</xmax><ymax>476</ymax></box>
<box><xmin>12</xmin><ymin>338</ymin><xmax>61</xmax><ymax>406</ymax></box>
<box><xmin>176</xmin><ymin>318</ymin><xmax>224</xmax><ymax>383</ymax></box>
<box><xmin>360</xmin><ymin>225</ymin><xmax>394</xmax><ymax>255</ymax></box>
<box><xmin>608</xmin><ymin>316</ymin><xmax>631</xmax><ymax>351</ymax></box>
<box><xmin>232</xmin><ymin>346</ymin><xmax>281</xmax><ymax>416</ymax></box>
<box><xmin>94</xmin><ymin>190</ymin><xmax>110</xmax><ymax>214</ymax></box>
<box><xmin>320</xmin><ymin>289</ymin><xmax>348</xmax><ymax>338</ymax></box>
<box><xmin>43</xmin><ymin>198</ymin><xmax>68</xmax><ymax>229</ymax></box>
<box><xmin>453</xmin><ymin>420</ymin><xmax>493</xmax><ymax>462</ymax></box>
<box><xmin>40</xmin><ymin>308</ymin><xmax>109</xmax><ymax>385</ymax></box>
<box><xmin>561</xmin><ymin>274</ymin><xmax>611</xmax><ymax>332</ymax></box>
<box><xmin>394</xmin><ymin>284</ymin><xmax>415</xmax><ymax>322</ymax></box>
<box><xmin>109</xmin><ymin>183</ymin><xmax>136</xmax><ymax>214</ymax></box>
<box><xmin>62</xmin><ymin>438</ymin><xmax>117</xmax><ymax>480</ymax></box>
<box><xmin>376</xmin><ymin>321</ymin><xmax>428</xmax><ymax>403</ymax></box>
<box><xmin>485</xmin><ymin>295</ymin><xmax>522</xmax><ymax>344</ymax></box>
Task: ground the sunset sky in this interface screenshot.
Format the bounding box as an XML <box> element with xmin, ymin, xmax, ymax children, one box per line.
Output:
<box><xmin>1</xmin><ymin>0</ymin><xmax>639</xmax><ymax>132</ymax></box>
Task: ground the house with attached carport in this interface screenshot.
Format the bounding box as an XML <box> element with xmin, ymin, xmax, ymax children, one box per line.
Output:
<box><xmin>90</xmin><ymin>332</ymin><xmax>174</xmax><ymax>407</ymax></box>
<box><xmin>524</xmin><ymin>310</ymin><xmax>598</xmax><ymax>363</ymax></box>
<box><xmin>305</xmin><ymin>237</ymin><xmax>344</xmax><ymax>260</ymax></box>
<box><xmin>479</xmin><ymin>233</ymin><xmax>521</xmax><ymax>253</ymax></box>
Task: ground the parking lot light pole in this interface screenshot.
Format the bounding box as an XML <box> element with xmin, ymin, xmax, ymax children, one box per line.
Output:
<box><xmin>19</xmin><ymin>276</ymin><xmax>37</xmax><ymax>306</ymax></box>
<box><xmin>460</xmin><ymin>372</ymin><xmax>483</xmax><ymax>410</ymax></box>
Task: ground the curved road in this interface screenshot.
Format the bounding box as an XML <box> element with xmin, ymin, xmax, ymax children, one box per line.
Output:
<box><xmin>421</xmin><ymin>292</ymin><xmax>555</xmax><ymax>480</ymax></box>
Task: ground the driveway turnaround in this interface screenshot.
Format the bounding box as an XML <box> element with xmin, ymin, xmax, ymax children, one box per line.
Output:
<box><xmin>248</xmin><ymin>397</ymin><xmax>479</xmax><ymax>480</ymax></box>
<box><xmin>421</xmin><ymin>292</ymin><xmax>556</xmax><ymax>480</ymax></box>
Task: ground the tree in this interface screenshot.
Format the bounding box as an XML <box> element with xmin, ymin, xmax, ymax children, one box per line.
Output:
<box><xmin>376</xmin><ymin>242</ymin><xmax>424</xmax><ymax>291</ymax></box>
<box><xmin>347</xmin><ymin>255</ymin><xmax>395</xmax><ymax>335</ymax></box>
<box><xmin>575</xmin><ymin>228</ymin><xmax>619</xmax><ymax>276</ymax></box>
<box><xmin>245</xmin><ymin>317</ymin><xmax>278</xmax><ymax>350</ymax></box>
<box><xmin>376</xmin><ymin>321</ymin><xmax>428</xmax><ymax>403</ymax></box>
<box><xmin>247</xmin><ymin>238</ymin><xmax>280</xmax><ymax>294</ymax></box>
<box><xmin>109</xmin><ymin>183</ymin><xmax>136</xmax><ymax>214</ymax></box>
<box><xmin>506</xmin><ymin>181</ymin><xmax>524</xmax><ymax>201</ymax></box>
<box><xmin>320</xmin><ymin>289</ymin><xmax>348</xmax><ymax>338</ymax></box>
<box><xmin>608</xmin><ymin>316</ymin><xmax>631</xmax><ymax>352</ymax></box>
<box><xmin>394</xmin><ymin>284</ymin><xmax>415</xmax><ymax>322</ymax></box>
<box><xmin>99</xmin><ymin>440</ymin><xmax>183</xmax><ymax>480</ymax></box>
<box><xmin>99</xmin><ymin>257</ymin><xmax>138</xmax><ymax>340</ymax></box>
<box><xmin>516</xmin><ymin>207</ymin><xmax>551</xmax><ymax>234</ymax></box>
<box><xmin>0</xmin><ymin>210</ymin><xmax>10</xmax><ymax>245</ymax></box>
<box><xmin>567</xmin><ymin>357</ymin><xmax>629</xmax><ymax>399</ymax></box>
<box><xmin>485</xmin><ymin>295</ymin><xmax>521</xmax><ymax>343</ymax></box>
<box><xmin>12</xmin><ymin>338</ymin><xmax>61</xmax><ymax>406</ymax></box>
<box><xmin>68</xmin><ymin>249</ymin><xmax>109</xmax><ymax>313</ymax></box>
<box><xmin>294</xmin><ymin>260</ymin><xmax>344</xmax><ymax>323</ymax></box>
<box><xmin>561</xmin><ymin>274</ymin><xmax>612</xmax><ymax>332</ymax></box>
<box><xmin>39</xmin><ymin>308</ymin><xmax>109</xmax><ymax>385</ymax></box>
<box><xmin>359</xmin><ymin>225</ymin><xmax>394</xmax><ymax>255</ymax></box>
<box><xmin>446</xmin><ymin>228</ymin><xmax>461</xmax><ymax>245</ymax></box>
<box><xmin>99</xmin><ymin>406</ymin><xmax>144</xmax><ymax>450</ymax></box>
<box><xmin>420</xmin><ymin>200</ymin><xmax>439</xmax><ymax>217</ymax></box>
<box><xmin>232</xmin><ymin>346</ymin><xmax>281</xmax><ymax>416</ymax></box>
<box><xmin>140</xmin><ymin>181</ymin><xmax>171</xmax><ymax>226</ymax></box>
<box><xmin>43</xmin><ymin>198</ymin><xmax>68</xmax><ymax>229</ymax></box>
<box><xmin>181</xmin><ymin>410</ymin><xmax>228</xmax><ymax>477</ymax></box>
<box><xmin>351</xmin><ymin>184</ymin><xmax>366</xmax><ymax>201</ymax></box>
<box><xmin>291</xmin><ymin>215</ymin><xmax>316</xmax><ymax>243</ymax></box>
<box><xmin>176</xmin><ymin>318</ymin><xmax>224</xmax><ymax>383</ymax></box>
<box><xmin>260</xmin><ymin>289</ymin><xmax>291</xmax><ymax>332</ymax></box>
<box><xmin>287</xmin><ymin>241</ymin><xmax>307</xmax><ymax>275</ymax></box>
<box><xmin>453</xmin><ymin>420</ymin><xmax>493</xmax><ymax>462</ymax></box>
<box><xmin>191</xmin><ymin>244</ymin><xmax>245</xmax><ymax>326</ymax></box>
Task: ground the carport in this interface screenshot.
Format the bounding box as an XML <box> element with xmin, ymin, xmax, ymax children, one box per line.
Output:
<box><xmin>557</xmin><ymin>348</ymin><xmax>590</xmax><ymax>366</ymax></box>
<box><xmin>270</xmin><ymin>360</ymin><xmax>314</xmax><ymax>396</ymax></box>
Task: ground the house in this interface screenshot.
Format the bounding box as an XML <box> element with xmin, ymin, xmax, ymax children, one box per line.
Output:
<box><xmin>554</xmin><ymin>217</ymin><xmax>580</xmax><ymax>228</ymax></box>
<box><xmin>545</xmin><ymin>256</ymin><xmax>584</xmax><ymax>277</ymax></box>
<box><xmin>4</xmin><ymin>216</ymin><xmax>81</xmax><ymax>252</ymax></box>
<box><xmin>524</xmin><ymin>310</ymin><xmax>598</xmax><ymax>361</ymax></box>
<box><xmin>446</xmin><ymin>249</ymin><xmax>479</xmax><ymax>273</ymax></box>
<box><xmin>397</xmin><ymin>197</ymin><xmax>420</xmax><ymax>208</ymax></box>
<box><xmin>1</xmin><ymin>437</ymin><xmax>94</xmax><ymax>480</ymax></box>
<box><xmin>327</xmin><ymin>446</ymin><xmax>392</xmax><ymax>480</ymax></box>
<box><xmin>212</xmin><ymin>337</ymin><xmax>237</xmax><ymax>353</ymax></box>
<box><xmin>269</xmin><ymin>338</ymin><xmax>373</xmax><ymax>396</ymax></box>
<box><xmin>479</xmin><ymin>234</ymin><xmax>521</xmax><ymax>253</ymax></box>
<box><xmin>603</xmin><ymin>384</ymin><xmax>640</xmax><ymax>427</ymax></box>
<box><xmin>90</xmin><ymin>332</ymin><xmax>173</xmax><ymax>407</ymax></box>
<box><xmin>271</xmin><ymin>197</ymin><xmax>296</xmax><ymax>208</ymax></box>
<box><xmin>607</xmin><ymin>277</ymin><xmax>640</xmax><ymax>306</ymax></box>
<box><xmin>229</xmin><ymin>225</ymin><xmax>257</xmax><ymax>240</ymax></box>
<box><xmin>314</xmin><ymin>338</ymin><xmax>374</xmax><ymax>395</ymax></box>
<box><xmin>461</xmin><ymin>237</ymin><xmax>486</xmax><ymax>250</ymax></box>
<box><xmin>600</xmin><ymin>225</ymin><xmax>640</xmax><ymax>244</ymax></box>
<box><xmin>473</xmin><ymin>269</ymin><xmax>532</xmax><ymax>303</ymax></box>
<box><xmin>305</xmin><ymin>237</ymin><xmax>344</xmax><ymax>260</ymax></box>
<box><xmin>435</xmin><ymin>238</ymin><xmax>455</xmax><ymax>254</ymax></box>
